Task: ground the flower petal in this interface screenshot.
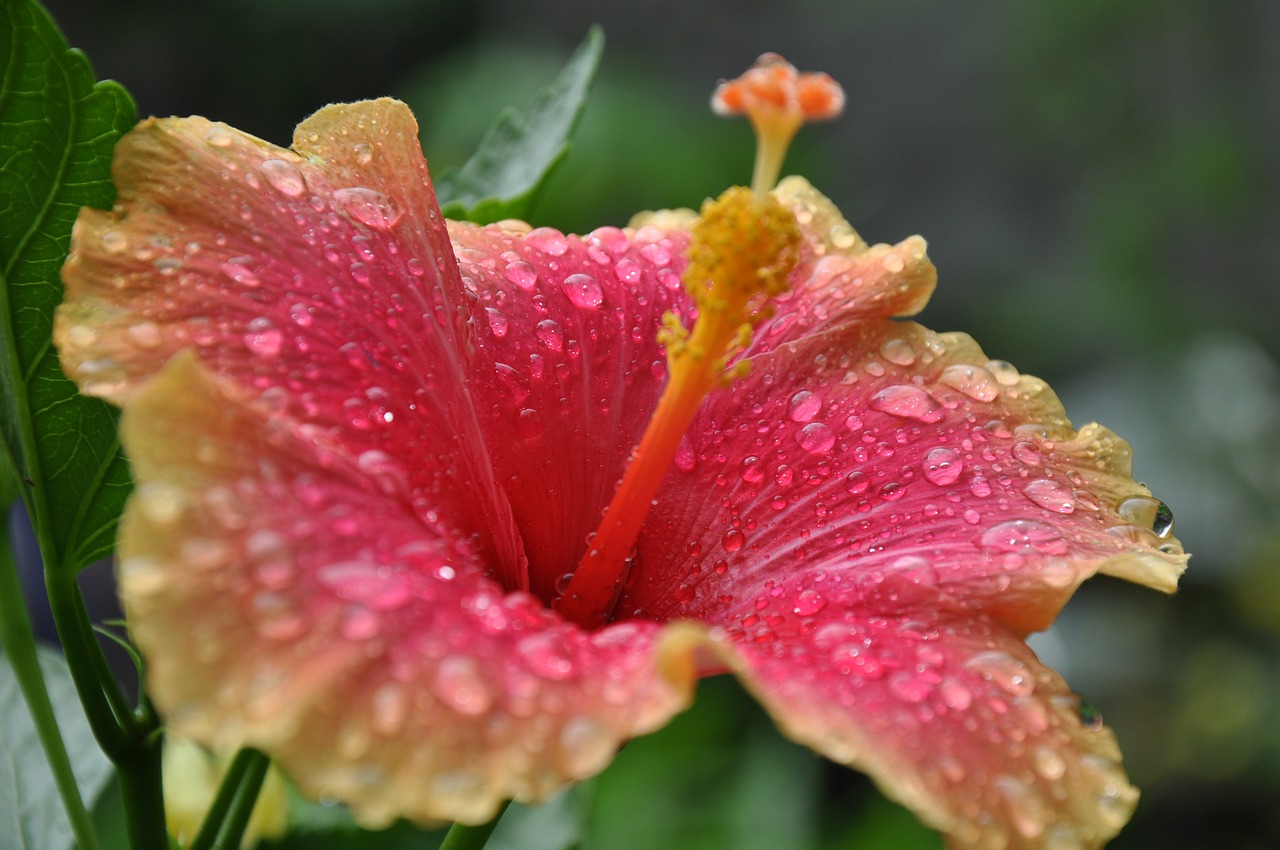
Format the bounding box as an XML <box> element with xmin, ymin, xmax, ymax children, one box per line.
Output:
<box><xmin>446</xmin><ymin>219</ymin><xmax>691</xmax><ymax>598</ymax></box>
<box><xmin>663</xmin><ymin>571</ymin><xmax>1137</xmax><ymax>849</ymax></box>
<box><xmin>626</xmin><ymin>319</ymin><xmax>1185</xmax><ymax>635</ymax></box>
<box><xmin>120</xmin><ymin>353</ymin><xmax>692</xmax><ymax>826</ymax></box>
<box><xmin>57</xmin><ymin>98</ymin><xmax>526</xmax><ymax>589</ymax></box>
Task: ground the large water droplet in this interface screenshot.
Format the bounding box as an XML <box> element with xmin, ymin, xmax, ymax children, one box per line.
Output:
<box><xmin>503</xmin><ymin>260</ymin><xmax>538</xmax><ymax>290</ymax></box>
<box><xmin>561</xmin><ymin>273</ymin><xmax>603</xmax><ymax>309</ymax></box>
<box><xmin>260</xmin><ymin>159</ymin><xmax>306</xmax><ymax>197</ymax></box>
<box><xmin>979</xmin><ymin>520</ymin><xmax>1069</xmax><ymax>556</ymax></box>
<box><xmin>788</xmin><ymin>390</ymin><xmax>822</xmax><ymax>422</ymax></box>
<box><xmin>1117</xmin><ymin>496</ymin><xmax>1174</xmax><ymax>538</ymax></box>
<box><xmin>332</xmin><ymin>187</ymin><xmax>402</xmax><ymax>229</ymax></box>
<box><xmin>243</xmin><ymin>318</ymin><xmax>283</xmax><ymax>357</ymax></box>
<box><xmin>922</xmin><ymin>447</ymin><xmax>963</xmax><ymax>486</ymax></box>
<box><xmin>939</xmin><ymin>364</ymin><xmax>999</xmax><ymax>401</ymax></box>
<box><xmin>1024</xmin><ymin>479</ymin><xmax>1075</xmax><ymax>513</ymax></box>
<box><xmin>792</xmin><ymin>589</ymin><xmax>827</xmax><ymax>616</ymax></box>
<box><xmin>722</xmin><ymin>528</ymin><xmax>745</xmax><ymax>552</ymax></box>
<box><xmin>535</xmin><ymin>319</ymin><xmax>564</xmax><ymax>351</ymax></box>
<box><xmin>879</xmin><ymin>337</ymin><xmax>917</xmax><ymax>366</ymax></box>
<box><xmin>796</xmin><ymin>422</ymin><xmax>836</xmax><ymax>454</ymax></box>
<box><xmin>964</xmin><ymin>650</ymin><xmax>1035</xmax><ymax>696</ymax></box>
<box><xmin>869</xmin><ymin>384</ymin><xmax>944</xmax><ymax>423</ymax></box>
<box><xmin>888</xmin><ymin>671</ymin><xmax>932</xmax><ymax>703</ymax></box>
<box><xmin>433</xmin><ymin>656</ymin><xmax>494</xmax><ymax>715</ymax></box>
<box><xmin>527</xmin><ymin>227</ymin><xmax>570</xmax><ymax>256</ymax></box>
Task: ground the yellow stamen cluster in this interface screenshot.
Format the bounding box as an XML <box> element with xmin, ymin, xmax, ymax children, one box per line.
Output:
<box><xmin>665</xmin><ymin>186</ymin><xmax>802</xmax><ymax>382</ymax></box>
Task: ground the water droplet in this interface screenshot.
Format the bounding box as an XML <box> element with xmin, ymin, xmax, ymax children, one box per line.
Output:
<box><xmin>518</xmin><ymin>632</ymin><xmax>576</xmax><ymax>680</ymax></box>
<box><xmin>986</xmin><ymin>359</ymin><xmax>1021</xmax><ymax>386</ymax></box>
<box><xmin>879</xmin><ymin>337</ymin><xmax>916</xmax><ymax>366</ymax></box>
<box><xmin>252</xmin><ymin>591</ymin><xmax>306</xmax><ymax>641</ymax></box>
<box><xmin>741</xmin><ymin>456</ymin><xmax>765</xmax><ymax>483</ymax></box>
<box><xmin>793</xmin><ymin>589</ymin><xmax>826</xmax><ymax>616</ymax></box>
<box><xmin>995</xmin><ymin>774</ymin><xmax>1047</xmax><ymax>839</ymax></box>
<box><xmin>888</xmin><ymin>671</ymin><xmax>932</xmax><ymax>703</ymax></box>
<box><xmin>353</xmin><ymin>143</ymin><xmax>374</xmax><ymax>165</ymax></box>
<box><xmin>1117</xmin><ymin>496</ymin><xmax>1174</xmax><ymax>538</ymax></box>
<box><xmin>503</xmin><ymin>260</ymin><xmax>539</xmax><ymax>290</ymax></box>
<box><xmin>796</xmin><ymin>422</ymin><xmax>835</xmax><ymax>454</ymax></box>
<box><xmin>1012</xmin><ymin>441</ymin><xmax>1042</xmax><ymax>465</ymax></box>
<box><xmin>332</xmin><ymin>187</ymin><xmax>402</xmax><ymax>229</ymax></box>
<box><xmin>126</xmin><ymin>321</ymin><xmax>163</xmax><ymax>349</ymax></box>
<box><xmin>673</xmin><ymin>435</ymin><xmax>697</xmax><ymax>472</ymax></box>
<box><xmin>939</xmin><ymin>678</ymin><xmax>973</xmax><ymax>710</ymax></box>
<box><xmin>205</xmin><ymin>126</ymin><xmax>233</xmax><ymax>147</ymax></box>
<box><xmin>535</xmin><ymin>319</ymin><xmax>564</xmax><ymax>351</ymax></box>
<box><xmin>869</xmin><ymin>385</ymin><xmax>944</xmax><ymax>423</ymax></box>
<box><xmin>722</xmin><ymin>528</ymin><xmax>745</xmax><ymax>553</ymax></box>
<box><xmin>559</xmin><ymin>716</ymin><xmax>613</xmax><ymax>775</ymax></box>
<box><xmin>787</xmin><ymin>390</ymin><xmax>822</xmax><ymax>422</ymax></box>
<box><xmin>220</xmin><ymin>259</ymin><xmax>260</xmax><ymax>287</ymax></box>
<box><xmin>969</xmin><ymin>476</ymin><xmax>992</xmax><ymax>498</ymax></box>
<box><xmin>615</xmin><ymin>256</ymin><xmax>642</xmax><ymax>283</ymax></box>
<box><xmin>673</xmin><ymin>583</ymin><xmax>696</xmax><ymax>604</ymax></box>
<box><xmin>939</xmin><ymin>364</ymin><xmax>999</xmax><ymax>401</ymax></box>
<box><xmin>922</xmin><ymin>447</ymin><xmax>963</xmax><ymax>486</ymax></box>
<box><xmin>965</xmin><ymin>650</ymin><xmax>1035</xmax><ymax>696</ymax></box>
<box><xmin>433</xmin><ymin>656</ymin><xmax>493</xmax><ymax>715</ymax></box>
<box><xmin>260</xmin><ymin>159</ymin><xmax>306</xmax><ymax>196</ymax></box>
<box><xmin>101</xmin><ymin>230</ymin><xmax>128</xmax><ymax>254</ymax></box>
<box><xmin>1024</xmin><ymin>479</ymin><xmax>1075</xmax><ymax>513</ymax></box>
<box><xmin>979</xmin><ymin>520</ymin><xmax>1069</xmax><ymax>556</ymax></box>
<box><xmin>1033</xmin><ymin>745</ymin><xmax>1067</xmax><ymax>780</ymax></box>
<box><xmin>527</xmin><ymin>227</ymin><xmax>570</xmax><ymax>256</ymax></box>
<box><xmin>486</xmin><ymin>307</ymin><xmax>509</xmax><ymax>338</ymax></box>
<box><xmin>242</xmin><ymin>318</ymin><xmax>283</xmax><ymax>357</ymax></box>
<box><xmin>844</xmin><ymin>471</ymin><xmax>869</xmax><ymax>494</ymax></box>
<box><xmin>561</xmin><ymin>273</ymin><xmax>603</xmax><ymax>309</ymax></box>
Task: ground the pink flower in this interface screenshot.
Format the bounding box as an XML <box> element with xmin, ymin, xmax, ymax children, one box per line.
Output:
<box><xmin>57</xmin><ymin>56</ymin><xmax>1185</xmax><ymax>849</ymax></box>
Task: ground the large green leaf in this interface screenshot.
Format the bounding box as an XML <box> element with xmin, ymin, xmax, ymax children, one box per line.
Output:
<box><xmin>0</xmin><ymin>647</ymin><xmax>114</xmax><ymax>850</ymax></box>
<box><xmin>0</xmin><ymin>0</ymin><xmax>136</xmax><ymax>573</ymax></box>
<box><xmin>435</xmin><ymin>27</ymin><xmax>603</xmax><ymax>224</ymax></box>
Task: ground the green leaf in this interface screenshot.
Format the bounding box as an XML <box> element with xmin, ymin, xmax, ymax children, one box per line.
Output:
<box><xmin>435</xmin><ymin>27</ymin><xmax>603</xmax><ymax>224</ymax></box>
<box><xmin>0</xmin><ymin>647</ymin><xmax>114</xmax><ymax>850</ymax></box>
<box><xmin>0</xmin><ymin>0</ymin><xmax>136</xmax><ymax>573</ymax></box>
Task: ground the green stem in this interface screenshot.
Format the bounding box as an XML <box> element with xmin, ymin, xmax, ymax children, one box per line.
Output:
<box><xmin>0</xmin><ymin>513</ymin><xmax>101</xmax><ymax>850</ymax></box>
<box><xmin>189</xmin><ymin>748</ymin><xmax>269</xmax><ymax>850</ymax></box>
<box><xmin>438</xmin><ymin>801</ymin><xmax>512</xmax><ymax>850</ymax></box>
<box><xmin>117</xmin><ymin>739</ymin><xmax>170</xmax><ymax>850</ymax></box>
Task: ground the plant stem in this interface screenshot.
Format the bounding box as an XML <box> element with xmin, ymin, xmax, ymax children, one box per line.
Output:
<box><xmin>0</xmin><ymin>511</ymin><xmax>101</xmax><ymax>850</ymax></box>
<box><xmin>438</xmin><ymin>801</ymin><xmax>512</xmax><ymax>850</ymax></box>
<box><xmin>117</xmin><ymin>739</ymin><xmax>170</xmax><ymax>850</ymax></box>
<box><xmin>189</xmin><ymin>747</ymin><xmax>270</xmax><ymax>850</ymax></box>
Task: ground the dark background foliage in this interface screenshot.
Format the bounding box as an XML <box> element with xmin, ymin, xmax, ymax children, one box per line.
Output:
<box><xmin>36</xmin><ymin>0</ymin><xmax>1280</xmax><ymax>847</ymax></box>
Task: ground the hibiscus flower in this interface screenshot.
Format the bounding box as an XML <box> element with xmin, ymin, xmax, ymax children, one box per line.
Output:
<box><xmin>56</xmin><ymin>54</ymin><xmax>1185</xmax><ymax>849</ymax></box>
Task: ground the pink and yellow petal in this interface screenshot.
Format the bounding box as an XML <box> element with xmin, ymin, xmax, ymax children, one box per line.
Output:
<box><xmin>445</xmin><ymin>219</ymin><xmax>692</xmax><ymax>598</ymax></box>
<box><xmin>664</xmin><ymin>573</ymin><xmax>1136</xmax><ymax>849</ymax></box>
<box><xmin>58</xmin><ymin>98</ymin><xmax>526</xmax><ymax>590</ymax></box>
<box><xmin>121</xmin><ymin>354</ymin><xmax>692</xmax><ymax>826</ymax></box>
<box><xmin>625</xmin><ymin>318</ymin><xmax>1184</xmax><ymax>635</ymax></box>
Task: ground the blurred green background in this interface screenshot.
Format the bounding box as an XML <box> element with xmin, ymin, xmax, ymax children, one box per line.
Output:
<box><xmin>37</xmin><ymin>0</ymin><xmax>1280</xmax><ymax>847</ymax></box>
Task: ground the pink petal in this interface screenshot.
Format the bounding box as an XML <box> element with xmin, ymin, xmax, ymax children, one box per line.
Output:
<box><xmin>626</xmin><ymin>320</ymin><xmax>1184</xmax><ymax>634</ymax></box>
<box><xmin>446</xmin><ymin>220</ymin><xmax>692</xmax><ymax>599</ymax></box>
<box><xmin>119</xmin><ymin>353</ymin><xmax>692</xmax><ymax>825</ymax></box>
<box><xmin>665</xmin><ymin>570</ymin><xmax>1136</xmax><ymax>848</ymax></box>
<box><xmin>58</xmin><ymin>99</ymin><xmax>526</xmax><ymax>591</ymax></box>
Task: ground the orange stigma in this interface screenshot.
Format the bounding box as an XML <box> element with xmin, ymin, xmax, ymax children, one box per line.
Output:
<box><xmin>711</xmin><ymin>53</ymin><xmax>845</xmax><ymax>198</ymax></box>
<box><xmin>552</xmin><ymin>55</ymin><xmax>840</xmax><ymax>629</ymax></box>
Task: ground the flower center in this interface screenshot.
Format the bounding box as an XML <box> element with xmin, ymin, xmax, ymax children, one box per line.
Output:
<box><xmin>551</xmin><ymin>55</ymin><xmax>843</xmax><ymax>629</ymax></box>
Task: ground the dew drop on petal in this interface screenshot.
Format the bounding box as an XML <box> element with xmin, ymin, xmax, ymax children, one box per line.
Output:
<box><xmin>561</xmin><ymin>273</ymin><xmax>603</xmax><ymax>309</ymax></box>
<box><xmin>879</xmin><ymin>337</ymin><xmax>917</xmax><ymax>366</ymax></box>
<box><xmin>939</xmin><ymin>364</ymin><xmax>1000</xmax><ymax>402</ymax></box>
<box><xmin>242</xmin><ymin>319</ymin><xmax>283</xmax><ymax>357</ymax></box>
<box><xmin>1024</xmin><ymin>479</ymin><xmax>1075</xmax><ymax>513</ymax></box>
<box><xmin>527</xmin><ymin>227</ymin><xmax>570</xmax><ymax>256</ymax></box>
<box><xmin>965</xmin><ymin>650</ymin><xmax>1036</xmax><ymax>696</ymax></box>
<box><xmin>101</xmin><ymin>230</ymin><xmax>128</xmax><ymax>254</ymax></box>
<box><xmin>535</xmin><ymin>319</ymin><xmax>564</xmax><ymax>351</ymax></box>
<box><xmin>126</xmin><ymin>321</ymin><xmax>163</xmax><ymax>350</ymax></box>
<box><xmin>260</xmin><ymin>159</ymin><xmax>306</xmax><ymax>197</ymax></box>
<box><xmin>787</xmin><ymin>390</ymin><xmax>822</xmax><ymax>422</ymax></box>
<box><xmin>986</xmin><ymin>359</ymin><xmax>1021</xmax><ymax>386</ymax></box>
<box><xmin>793</xmin><ymin>589</ymin><xmax>827</xmax><ymax>616</ymax></box>
<box><xmin>969</xmin><ymin>476</ymin><xmax>992</xmax><ymax>498</ymax></box>
<box><xmin>995</xmin><ymin>774</ymin><xmax>1048</xmax><ymax>839</ymax></box>
<box><xmin>432</xmin><ymin>656</ymin><xmax>494</xmax><ymax>716</ymax></box>
<box><xmin>503</xmin><ymin>260</ymin><xmax>539</xmax><ymax>290</ymax></box>
<box><xmin>869</xmin><ymin>385</ymin><xmax>944</xmax><ymax>423</ymax></box>
<box><xmin>844</xmin><ymin>471</ymin><xmax>869</xmax><ymax>494</ymax></box>
<box><xmin>1117</xmin><ymin>496</ymin><xmax>1175</xmax><ymax>538</ymax></box>
<box><xmin>888</xmin><ymin>671</ymin><xmax>932</xmax><ymax>703</ymax></box>
<box><xmin>1012</xmin><ymin>441</ymin><xmax>1042</xmax><ymax>465</ymax></box>
<box><xmin>979</xmin><ymin>519</ymin><xmax>1069</xmax><ymax>556</ymax></box>
<box><xmin>722</xmin><ymin>528</ymin><xmax>745</xmax><ymax>553</ymax></box>
<box><xmin>205</xmin><ymin>126</ymin><xmax>233</xmax><ymax>147</ymax></box>
<box><xmin>939</xmin><ymin>678</ymin><xmax>973</xmax><ymax>711</ymax></box>
<box><xmin>796</xmin><ymin>422</ymin><xmax>835</xmax><ymax>454</ymax></box>
<box><xmin>485</xmin><ymin>307</ymin><xmax>509</xmax><ymax>338</ymax></box>
<box><xmin>1033</xmin><ymin>745</ymin><xmax>1067</xmax><ymax>780</ymax></box>
<box><xmin>518</xmin><ymin>632</ymin><xmax>576</xmax><ymax>680</ymax></box>
<box><xmin>922</xmin><ymin>447</ymin><xmax>963</xmax><ymax>486</ymax></box>
<box><xmin>332</xmin><ymin>187</ymin><xmax>402</xmax><ymax>229</ymax></box>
